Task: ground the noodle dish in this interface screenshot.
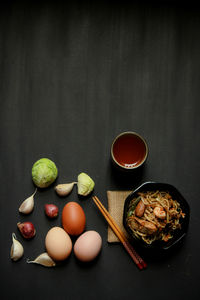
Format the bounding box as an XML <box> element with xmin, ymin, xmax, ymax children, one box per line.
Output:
<box><xmin>123</xmin><ymin>182</ymin><xmax>190</xmax><ymax>250</ymax></box>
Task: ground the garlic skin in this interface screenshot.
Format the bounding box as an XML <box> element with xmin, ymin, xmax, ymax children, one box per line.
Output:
<box><xmin>19</xmin><ymin>188</ymin><xmax>37</xmax><ymax>214</ymax></box>
<box><xmin>10</xmin><ymin>233</ymin><xmax>24</xmax><ymax>261</ymax></box>
<box><xmin>27</xmin><ymin>252</ymin><xmax>56</xmax><ymax>267</ymax></box>
<box><xmin>55</xmin><ymin>182</ymin><xmax>76</xmax><ymax>196</ymax></box>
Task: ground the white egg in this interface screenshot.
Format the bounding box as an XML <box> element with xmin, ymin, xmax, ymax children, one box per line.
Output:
<box><xmin>74</xmin><ymin>230</ymin><xmax>102</xmax><ymax>262</ymax></box>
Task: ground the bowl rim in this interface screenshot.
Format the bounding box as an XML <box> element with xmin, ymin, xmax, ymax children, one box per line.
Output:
<box><xmin>110</xmin><ymin>131</ymin><xmax>148</xmax><ymax>170</ymax></box>
<box><xmin>123</xmin><ymin>181</ymin><xmax>190</xmax><ymax>250</ymax></box>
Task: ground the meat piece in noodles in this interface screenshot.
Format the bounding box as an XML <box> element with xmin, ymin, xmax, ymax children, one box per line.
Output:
<box><xmin>130</xmin><ymin>217</ymin><xmax>157</xmax><ymax>235</ymax></box>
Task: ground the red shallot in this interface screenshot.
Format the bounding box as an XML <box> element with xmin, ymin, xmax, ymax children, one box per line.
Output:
<box><xmin>45</xmin><ymin>204</ymin><xmax>58</xmax><ymax>218</ymax></box>
<box><xmin>17</xmin><ymin>222</ymin><xmax>36</xmax><ymax>239</ymax></box>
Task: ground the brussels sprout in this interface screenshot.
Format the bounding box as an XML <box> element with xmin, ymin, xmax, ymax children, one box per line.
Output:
<box><xmin>77</xmin><ymin>173</ymin><xmax>95</xmax><ymax>196</ymax></box>
<box><xmin>32</xmin><ymin>158</ymin><xmax>58</xmax><ymax>188</ymax></box>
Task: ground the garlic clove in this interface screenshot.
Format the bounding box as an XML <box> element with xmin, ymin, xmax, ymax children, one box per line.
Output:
<box><xmin>55</xmin><ymin>182</ymin><xmax>76</xmax><ymax>197</ymax></box>
<box><xmin>10</xmin><ymin>233</ymin><xmax>24</xmax><ymax>261</ymax></box>
<box><xmin>19</xmin><ymin>188</ymin><xmax>37</xmax><ymax>214</ymax></box>
<box><xmin>27</xmin><ymin>252</ymin><xmax>56</xmax><ymax>267</ymax></box>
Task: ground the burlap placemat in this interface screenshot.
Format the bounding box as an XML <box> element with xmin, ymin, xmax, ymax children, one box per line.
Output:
<box><xmin>107</xmin><ymin>191</ymin><xmax>132</xmax><ymax>243</ymax></box>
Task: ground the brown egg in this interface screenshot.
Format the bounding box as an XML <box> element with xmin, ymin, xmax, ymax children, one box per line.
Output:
<box><xmin>62</xmin><ymin>202</ymin><xmax>86</xmax><ymax>236</ymax></box>
<box><xmin>45</xmin><ymin>227</ymin><xmax>72</xmax><ymax>261</ymax></box>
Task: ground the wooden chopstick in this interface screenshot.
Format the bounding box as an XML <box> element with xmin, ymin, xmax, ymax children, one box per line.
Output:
<box><xmin>92</xmin><ymin>196</ymin><xmax>147</xmax><ymax>270</ymax></box>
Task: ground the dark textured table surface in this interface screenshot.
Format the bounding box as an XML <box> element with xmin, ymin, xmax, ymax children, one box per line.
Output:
<box><xmin>0</xmin><ymin>1</ymin><xmax>199</xmax><ymax>299</ymax></box>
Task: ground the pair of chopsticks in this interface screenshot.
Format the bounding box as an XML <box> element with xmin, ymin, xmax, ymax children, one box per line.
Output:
<box><xmin>92</xmin><ymin>196</ymin><xmax>147</xmax><ymax>270</ymax></box>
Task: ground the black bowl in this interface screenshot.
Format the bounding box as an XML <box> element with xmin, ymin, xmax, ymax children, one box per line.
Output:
<box><xmin>123</xmin><ymin>182</ymin><xmax>190</xmax><ymax>251</ymax></box>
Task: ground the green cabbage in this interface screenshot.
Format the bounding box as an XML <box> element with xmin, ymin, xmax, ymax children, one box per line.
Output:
<box><xmin>32</xmin><ymin>158</ymin><xmax>58</xmax><ymax>188</ymax></box>
<box><xmin>77</xmin><ymin>173</ymin><xmax>95</xmax><ymax>196</ymax></box>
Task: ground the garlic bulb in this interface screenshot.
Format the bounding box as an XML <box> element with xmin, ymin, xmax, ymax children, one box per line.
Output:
<box><xmin>10</xmin><ymin>233</ymin><xmax>24</xmax><ymax>261</ymax></box>
<box><xmin>55</xmin><ymin>182</ymin><xmax>76</xmax><ymax>196</ymax></box>
<box><xmin>19</xmin><ymin>188</ymin><xmax>37</xmax><ymax>214</ymax></box>
<box><xmin>27</xmin><ymin>252</ymin><xmax>56</xmax><ymax>267</ymax></box>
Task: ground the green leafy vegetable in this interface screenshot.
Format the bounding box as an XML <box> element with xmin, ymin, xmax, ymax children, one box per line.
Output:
<box><xmin>32</xmin><ymin>158</ymin><xmax>58</xmax><ymax>188</ymax></box>
<box><xmin>77</xmin><ymin>172</ymin><xmax>95</xmax><ymax>196</ymax></box>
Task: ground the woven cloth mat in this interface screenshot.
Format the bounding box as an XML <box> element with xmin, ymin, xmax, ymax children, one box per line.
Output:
<box><xmin>107</xmin><ymin>191</ymin><xmax>132</xmax><ymax>243</ymax></box>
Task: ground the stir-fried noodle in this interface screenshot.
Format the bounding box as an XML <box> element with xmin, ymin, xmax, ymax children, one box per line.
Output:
<box><xmin>127</xmin><ymin>191</ymin><xmax>185</xmax><ymax>244</ymax></box>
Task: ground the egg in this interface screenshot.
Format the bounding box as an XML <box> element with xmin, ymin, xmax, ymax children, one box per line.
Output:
<box><xmin>45</xmin><ymin>226</ymin><xmax>72</xmax><ymax>261</ymax></box>
<box><xmin>62</xmin><ymin>202</ymin><xmax>86</xmax><ymax>235</ymax></box>
<box><xmin>74</xmin><ymin>230</ymin><xmax>102</xmax><ymax>262</ymax></box>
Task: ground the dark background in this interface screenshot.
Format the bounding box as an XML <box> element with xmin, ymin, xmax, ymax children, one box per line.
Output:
<box><xmin>0</xmin><ymin>1</ymin><xmax>199</xmax><ymax>299</ymax></box>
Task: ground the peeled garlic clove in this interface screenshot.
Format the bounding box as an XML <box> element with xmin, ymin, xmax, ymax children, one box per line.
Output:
<box><xmin>55</xmin><ymin>182</ymin><xmax>76</xmax><ymax>196</ymax></box>
<box><xmin>27</xmin><ymin>252</ymin><xmax>56</xmax><ymax>267</ymax></box>
<box><xmin>10</xmin><ymin>233</ymin><xmax>24</xmax><ymax>261</ymax></box>
<box><xmin>19</xmin><ymin>188</ymin><xmax>37</xmax><ymax>214</ymax></box>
